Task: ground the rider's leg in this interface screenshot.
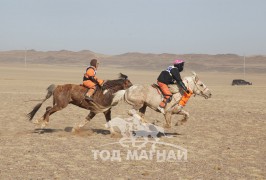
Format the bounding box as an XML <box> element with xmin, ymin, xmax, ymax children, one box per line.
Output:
<box><xmin>157</xmin><ymin>81</ymin><xmax>172</xmax><ymax>114</ymax></box>
<box><xmin>85</xmin><ymin>88</ymin><xmax>96</xmax><ymax>101</ymax></box>
<box><xmin>83</xmin><ymin>80</ymin><xmax>96</xmax><ymax>101</ymax></box>
<box><xmin>178</xmin><ymin>90</ymin><xmax>193</xmax><ymax>110</ymax></box>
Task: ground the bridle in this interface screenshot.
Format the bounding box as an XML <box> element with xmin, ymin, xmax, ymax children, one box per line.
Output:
<box><xmin>184</xmin><ymin>77</ymin><xmax>209</xmax><ymax>98</ymax></box>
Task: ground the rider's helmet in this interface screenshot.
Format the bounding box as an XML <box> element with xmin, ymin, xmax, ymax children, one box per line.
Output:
<box><xmin>173</xmin><ymin>59</ymin><xmax>185</xmax><ymax>72</ymax></box>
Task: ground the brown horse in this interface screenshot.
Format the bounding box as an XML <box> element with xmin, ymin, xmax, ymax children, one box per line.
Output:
<box><xmin>27</xmin><ymin>73</ymin><xmax>132</xmax><ymax>131</ymax></box>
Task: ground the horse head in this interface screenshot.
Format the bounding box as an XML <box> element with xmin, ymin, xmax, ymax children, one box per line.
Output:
<box><xmin>119</xmin><ymin>73</ymin><xmax>133</xmax><ymax>89</ymax></box>
<box><xmin>90</xmin><ymin>73</ymin><xmax>132</xmax><ymax>107</ymax></box>
<box><xmin>184</xmin><ymin>72</ymin><xmax>212</xmax><ymax>99</ymax></box>
<box><xmin>102</xmin><ymin>73</ymin><xmax>132</xmax><ymax>92</ymax></box>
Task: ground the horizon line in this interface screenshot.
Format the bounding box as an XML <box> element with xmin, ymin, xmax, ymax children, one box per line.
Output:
<box><xmin>0</xmin><ymin>49</ymin><xmax>265</xmax><ymax>57</ymax></box>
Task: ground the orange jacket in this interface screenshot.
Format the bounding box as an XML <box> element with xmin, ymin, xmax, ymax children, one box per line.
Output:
<box><xmin>83</xmin><ymin>66</ymin><xmax>104</xmax><ymax>88</ymax></box>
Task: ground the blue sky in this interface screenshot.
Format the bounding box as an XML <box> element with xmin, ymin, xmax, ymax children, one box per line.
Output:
<box><xmin>1</xmin><ymin>0</ymin><xmax>265</xmax><ymax>55</ymax></box>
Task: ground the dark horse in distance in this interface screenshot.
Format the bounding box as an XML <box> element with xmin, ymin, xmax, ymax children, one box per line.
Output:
<box><xmin>27</xmin><ymin>73</ymin><xmax>132</xmax><ymax>132</ymax></box>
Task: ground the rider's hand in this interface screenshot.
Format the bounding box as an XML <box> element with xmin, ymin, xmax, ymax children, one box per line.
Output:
<box><xmin>186</xmin><ymin>89</ymin><xmax>193</xmax><ymax>94</ymax></box>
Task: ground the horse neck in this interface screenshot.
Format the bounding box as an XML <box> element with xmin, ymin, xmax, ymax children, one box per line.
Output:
<box><xmin>93</xmin><ymin>80</ymin><xmax>125</xmax><ymax>107</ymax></box>
<box><xmin>103</xmin><ymin>79</ymin><xmax>125</xmax><ymax>94</ymax></box>
<box><xmin>183</xmin><ymin>76</ymin><xmax>195</xmax><ymax>91</ymax></box>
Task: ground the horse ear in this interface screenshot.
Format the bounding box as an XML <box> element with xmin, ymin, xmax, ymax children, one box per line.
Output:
<box><xmin>191</xmin><ymin>71</ymin><xmax>199</xmax><ymax>81</ymax></box>
<box><xmin>119</xmin><ymin>73</ymin><xmax>128</xmax><ymax>79</ymax></box>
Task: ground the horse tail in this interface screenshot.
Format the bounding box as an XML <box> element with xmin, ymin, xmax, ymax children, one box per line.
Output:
<box><xmin>27</xmin><ymin>84</ymin><xmax>57</xmax><ymax>121</ymax></box>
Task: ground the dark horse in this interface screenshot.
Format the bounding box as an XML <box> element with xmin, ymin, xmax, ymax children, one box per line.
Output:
<box><xmin>27</xmin><ymin>73</ymin><xmax>132</xmax><ymax>132</ymax></box>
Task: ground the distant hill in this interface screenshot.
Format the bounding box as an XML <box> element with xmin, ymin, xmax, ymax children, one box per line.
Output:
<box><xmin>0</xmin><ymin>50</ymin><xmax>265</xmax><ymax>73</ymax></box>
<box><xmin>0</xmin><ymin>50</ymin><xmax>108</xmax><ymax>64</ymax></box>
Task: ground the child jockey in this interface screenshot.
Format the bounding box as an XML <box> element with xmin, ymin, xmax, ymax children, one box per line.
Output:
<box><xmin>83</xmin><ymin>59</ymin><xmax>104</xmax><ymax>101</ymax></box>
<box><xmin>157</xmin><ymin>59</ymin><xmax>192</xmax><ymax>114</ymax></box>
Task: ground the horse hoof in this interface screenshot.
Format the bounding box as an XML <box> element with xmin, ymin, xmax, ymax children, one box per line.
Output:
<box><xmin>72</xmin><ymin>126</ymin><xmax>80</xmax><ymax>133</ymax></box>
<box><xmin>41</xmin><ymin>121</ymin><xmax>48</xmax><ymax>128</ymax></box>
<box><xmin>33</xmin><ymin>118</ymin><xmax>43</xmax><ymax>125</ymax></box>
<box><xmin>111</xmin><ymin>133</ymin><xmax>122</xmax><ymax>138</ymax></box>
<box><xmin>164</xmin><ymin>124</ymin><xmax>171</xmax><ymax>129</ymax></box>
<box><xmin>140</xmin><ymin>118</ymin><xmax>148</xmax><ymax>124</ymax></box>
<box><xmin>181</xmin><ymin>119</ymin><xmax>188</xmax><ymax>123</ymax></box>
<box><xmin>38</xmin><ymin>129</ymin><xmax>45</xmax><ymax>134</ymax></box>
<box><xmin>46</xmin><ymin>106</ymin><xmax>52</xmax><ymax>111</ymax></box>
<box><xmin>175</xmin><ymin>121</ymin><xmax>184</xmax><ymax>126</ymax></box>
<box><xmin>175</xmin><ymin>119</ymin><xmax>187</xmax><ymax>126</ymax></box>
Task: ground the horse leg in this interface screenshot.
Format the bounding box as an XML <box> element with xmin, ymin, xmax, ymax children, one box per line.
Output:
<box><xmin>139</xmin><ymin>104</ymin><xmax>147</xmax><ymax>118</ymax></box>
<box><xmin>72</xmin><ymin>111</ymin><xmax>96</xmax><ymax>132</ymax></box>
<box><xmin>33</xmin><ymin>106</ymin><xmax>52</xmax><ymax>125</ymax></box>
<box><xmin>164</xmin><ymin>112</ymin><xmax>172</xmax><ymax>128</ymax></box>
<box><xmin>103</xmin><ymin>109</ymin><xmax>122</xmax><ymax>137</ymax></box>
<box><xmin>103</xmin><ymin>108</ymin><xmax>111</xmax><ymax>128</ymax></box>
<box><xmin>41</xmin><ymin>104</ymin><xmax>65</xmax><ymax>128</ymax></box>
<box><xmin>175</xmin><ymin>109</ymin><xmax>189</xmax><ymax>126</ymax></box>
<box><xmin>131</xmin><ymin>103</ymin><xmax>148</xmax><ymax>123</ymax></box>
<box><xmin>104</xmin><ymin>109</ymin><xmax>115</xmax><ymax>132</ymax></box>
<box><xmin>104</xmin><ymin>109</ymin><xmax>111</xmax><ymax>121</ymax></box>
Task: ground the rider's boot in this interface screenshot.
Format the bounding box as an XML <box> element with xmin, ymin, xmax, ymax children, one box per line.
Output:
<box><xmin>85</xmin><ymin>88</ymin><xmax>95</xmax><ymax>101</ymax></box>
<box><xmin>157</xmin><ymin>99</ymin><xmax>167</xmax><ymax>114</ymax></box>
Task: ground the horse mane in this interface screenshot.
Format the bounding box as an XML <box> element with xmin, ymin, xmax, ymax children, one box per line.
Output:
<box><xmin>93</xmin><ymin>82</ymin><xmax>120</xmax><ymax>107</ymax></box>
<box><xmin>102</xmin><ymin>73</ymin><xmax>128</xmax><ymax>91</ymax></box>
<box><xmin>91</xmin><ymin>73</ymin><xmax>129</xmax><ymax>106</ymax></box>
<box><xmin>119</xmin><ymin>73</ymin><xmax>128</xmax><ymax>79</ymax></box>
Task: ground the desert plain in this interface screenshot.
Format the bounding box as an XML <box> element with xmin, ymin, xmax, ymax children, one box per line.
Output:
<box><xmin>0</xmin><ymin>62</ymin><xmax>265</xmax><ymax>179</ymax></box>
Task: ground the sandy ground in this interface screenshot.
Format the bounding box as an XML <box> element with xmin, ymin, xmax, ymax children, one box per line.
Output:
<box><xmin>0</xmin><ymin>63</ymin><xmax>265</xmax><ymax>179</ymax></box>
